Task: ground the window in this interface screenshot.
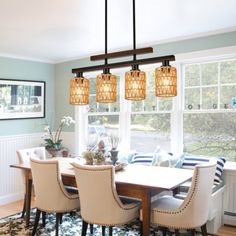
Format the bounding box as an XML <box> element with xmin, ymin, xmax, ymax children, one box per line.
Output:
<box><xmin>130</xmin><ymin>113</ymin><xmax>171</xmax><ymax>152</ymax></box>
<box><xmin>88</xmin><ymin>115</ymin><xmax>119</xmax><ymax>149</ymax></box>
<box><xmin>130</xmin><ymin>70</ymin><xmax>172</xmax><ymax>152</ymax></box>
<box><xmin>75</xmin><ymin>55</ymin><xmax>236</xmax><ymax>162</ymax></box>
<box><xmin>85</xmin><ymin>69</ymin><xmax>173</xmax><ymax>153</ymax></box>
<box><xmin>183</xmin><ymin>59</ymin><xmax>236</xmax><ymax>161</ymax></box>
<box><xmin>87</xmin><ymin>77</ymin><xmax>120</xmax><ymax>150</ymax></box>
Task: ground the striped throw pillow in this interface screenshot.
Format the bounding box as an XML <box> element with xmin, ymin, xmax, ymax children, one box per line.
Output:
<box><xmin>131</xmin><ymin>153</ymin><xmax>154</xmax><ymax>165</ymax></box>
<box><xmin>182</xmin><ymin>154</ymin><xmax>225</xmax><ymax>184</ymax></box>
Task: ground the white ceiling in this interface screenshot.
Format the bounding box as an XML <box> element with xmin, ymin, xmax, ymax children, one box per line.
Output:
<box><xmin>0</xmin><ymin>0</ymin><xmax>236</xmax><ymax>63</ymax></box>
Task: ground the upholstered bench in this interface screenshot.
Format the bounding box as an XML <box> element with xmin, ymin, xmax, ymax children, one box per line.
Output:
<box><xmin>129</xmin><ymin>152</ymin><xmax>226</xmax><ymax>234</ymax></box>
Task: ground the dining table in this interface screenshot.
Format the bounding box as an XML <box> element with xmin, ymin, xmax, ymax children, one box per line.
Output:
<box><xmin>10</xmin><ymin>157</ymin><xmax>193</xmax><ymax>236</ymax></box>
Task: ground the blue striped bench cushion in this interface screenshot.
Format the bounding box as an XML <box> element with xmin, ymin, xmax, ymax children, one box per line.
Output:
<box><xmin>182</xmin><ymin>154</ymin><xmax>226</xmax><ymax>184</ymax></box>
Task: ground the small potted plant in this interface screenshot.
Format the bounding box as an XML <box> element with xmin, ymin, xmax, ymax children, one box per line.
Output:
<box><xmin>83</xmin><ymin>150</ymin><xmax>95</xmax><ymax>165</ymax></box>
<box><xmin>94</xmin><ymin>150</ymin><xmax>106</xmax><ymax>165</ymax></box>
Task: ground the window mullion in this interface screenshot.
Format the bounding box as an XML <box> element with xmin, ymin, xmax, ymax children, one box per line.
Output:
<box><xmin>218</xmin><ymin>61</ymin><xmax>221</xmax><ymax>109</ymax></box>
<box><xmin>199</xmin><ymin>64</ymin><xmax>202</xmax><ymax>110</ymax></box>
<box><xmin>74</xmin><ymin>105</ymin><xmax>88</xmax><ymax>155</ymax></box>
<box><xmin>119</xmin><ymin>73</ymin><xmax>131</xmax><ymax>151</ymax></box>
<box><xmin>171</xmin><ymin>62</ymin><xmax>183</xmax><ymax>154</ymax></box>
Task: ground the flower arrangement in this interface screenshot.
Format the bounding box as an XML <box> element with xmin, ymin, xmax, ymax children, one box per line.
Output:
<box><xmin>94</xmin><ymin>150</ymin><xmax>106</xmax><ymax>164</ymax></box>
<box><xmin>43</xmin><ymin>116</ymin><xmax>75</xmax><ymax>150</ymax></box>
<box><xmin>83</xmin><ymin>139</ymin><xmax>111</xmax><ymax>165</ymax></box>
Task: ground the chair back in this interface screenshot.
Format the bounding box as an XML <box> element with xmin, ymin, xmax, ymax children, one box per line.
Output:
<box><xmin>72</xmin><ymin>163</ymin><xmax>130</xmax><ymax>225</ymax></box>
<box><xmin>17</xmin><ymin>147</ymin><xmax>46</xmax><ymax>182</ymax></box>
<box><xmin>180</xmin><ymin>163</ymin><xmax>216</xmax><ymax>227</ymax></box>
<box><xmin>30</xmin><ymin>158</ymin><xmax>74</xmax><ymax>212</ymax></box>
<box><xmin>17</xmin><ymin>147</ymin><xmax>46</xmax><ymax>164</ymax></box>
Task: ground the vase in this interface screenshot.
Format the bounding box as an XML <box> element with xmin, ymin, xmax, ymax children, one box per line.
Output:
<box><xmin>62</xmin><ymin>150</ymin><xmax>69</xmax><ymax>157</ymax></box>
<box><xmin>110</xmin><ymin>149</ymin><xmax>119</xmax><ymax>165</ymax></box>
<box><xmin>46</xmin><ymin>147</ymin><xmax>62</xmax><ymax>157</ymax></box>
<box><xmin>85</xmin><ymin>158</ymin><xmax>93</xmax><ymax>165</ymax></box>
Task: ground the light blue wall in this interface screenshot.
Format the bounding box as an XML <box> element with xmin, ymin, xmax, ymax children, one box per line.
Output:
<box><xmin>152</xmin><ymin>31</ymin><xmax>236</xmax><ymax>56</ymax></box>
<box><xmin>0</xmin><ymin>57</ymin><xmax>55</xmax><ymax>136</ymax></box>
<box><xmin>55</xmin><ymin>31</ymin><xmax>236</xmax><ymax>127</ymax></box>
<box><xmin>1</xmin><ymin>31</ymin><xmax>235</xmax><ymax>135</ymax></box>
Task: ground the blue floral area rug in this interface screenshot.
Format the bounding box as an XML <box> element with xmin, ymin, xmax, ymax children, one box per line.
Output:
<box><xmin>0</xmin><ymin>209</ymin><xmax>204</xmax><ymax>235</ymax></box>
<box><xmin>0</xmin><ymin>209</ymin><xmax>159</xmax><ymax>236</ymax></box>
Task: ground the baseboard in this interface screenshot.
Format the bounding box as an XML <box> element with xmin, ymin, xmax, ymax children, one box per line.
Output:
<box><xmin>223</xmin><ymin>213</ymin><xmax>236</xmax><ymax>226</ymax></box>
<box><xmin>0</xmin><ymin>191</ymin><xmax>24</xmax><ymax>206</ymax></box>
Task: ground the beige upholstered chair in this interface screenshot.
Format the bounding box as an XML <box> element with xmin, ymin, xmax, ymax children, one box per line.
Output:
<box><xmin>149</xmin><ymin>163</ymin><xmax>216</xmax><ymax>236</ymax></box>
<box><xmin>30</xmin><ymin>158</ymin><xmax>80</xmax><ymax>236</ymax></box>
<box><xmin>72</xmin><ymin>163</ymin><xmax>140</xmax><ymax>236</ymax></box>
<box><xmin>16</xmin><ymin>147</ymin><xmax>46</xmax><ymax>218</ymax></box>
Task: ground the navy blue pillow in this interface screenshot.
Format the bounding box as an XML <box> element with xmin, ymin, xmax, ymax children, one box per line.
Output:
<box><xmin>182</xmin><ymin>153</ymin><xmax>226</xmax><ymax>183</ymax></box>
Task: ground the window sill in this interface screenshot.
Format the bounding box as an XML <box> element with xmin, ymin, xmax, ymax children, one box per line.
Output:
<box><xmin>224</xmin><ymin>161</ymin><xmax>236</xmax><ymax>171</ymax></box>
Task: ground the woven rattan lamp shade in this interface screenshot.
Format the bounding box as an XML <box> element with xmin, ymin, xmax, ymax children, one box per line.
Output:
<box><xmin>155</xmin><ymin>65</ymin><xmax>177</xmax><ymax>97</ymax></box>
<box><xmin>70</xmin><ymin>77</ymin><xmax>90</xmax><ymax>105</ymax></box>
<box><xmin>125</xmin><ymin>70</ymin><xmax>146</xmax><ymax>100</ymax></box>
<box><xmin>96</xmin><ymin>73</ymin><xmax>117</xmax><ymax>103</ymax></box>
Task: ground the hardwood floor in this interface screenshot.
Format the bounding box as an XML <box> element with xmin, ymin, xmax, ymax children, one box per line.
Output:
<box><xmin>0</xmin><ymin>200</ymin><xmax>236</xmax><ymax>235</ymax></box>
<box><xmin>217</xmin><ymin>225</ymin><xmax>236</xmax><ymax>236</ymax></box>
<box><xmin>0</xmin><ymin>199</ymin><xmax>35</xmax><ymax>219</ymax></box>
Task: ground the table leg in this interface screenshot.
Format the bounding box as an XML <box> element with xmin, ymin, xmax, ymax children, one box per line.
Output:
<box><xmin>141</xmin><ymin>190</ymin><xmax>151</xmax><ymax>236</ymax></box>
<box><xmin>24</xmin><ymin>171</ymin><xmax>32</xmax><ymax>227</ymax></box>
<box><xmin>116</xmin><ymin>184</ymin><xmax>152</xmax><ymax>236</ymax></box>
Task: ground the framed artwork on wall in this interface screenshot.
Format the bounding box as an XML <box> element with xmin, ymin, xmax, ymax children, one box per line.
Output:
<box><xmin>0</xmin><ymin>79</ymin><xmax>45</xmax><ymax>120</ymax></box>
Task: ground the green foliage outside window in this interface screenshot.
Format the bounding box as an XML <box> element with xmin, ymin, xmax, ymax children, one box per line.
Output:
<box><xmin>184</xmin><ymin>59</ymin><xmax>236</xmax><ymax>161</ymax></box>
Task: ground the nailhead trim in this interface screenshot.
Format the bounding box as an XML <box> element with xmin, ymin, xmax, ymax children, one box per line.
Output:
<box><xmin>31</xmin><ymin>159</ymin><xmax>80</xmax><ymax>213</ymax></box>
<box><xmin>152</xmin><ymin>164</ymin><xmax>215</xmax><ymax>230</ymax></box>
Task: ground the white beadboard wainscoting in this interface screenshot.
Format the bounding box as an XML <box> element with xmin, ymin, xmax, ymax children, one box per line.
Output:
<box><xmin>223</xmin><ymin>162</ymin><xmax>236</xmax><ymax>226</ymax></box>
<box><xmin>0</xmin><ymin>132</ymin><xmax>75</xmax><ymax>206</ymax></box>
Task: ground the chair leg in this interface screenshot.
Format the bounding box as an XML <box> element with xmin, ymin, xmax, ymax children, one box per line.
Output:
<box><xmin>42</xmin><ymin>211</ymin><xmax>46</xmax><ymax>227</ymax></box>
<box><xmin>55</xmin><ymin>213</ymin><xmax>62</xmax><ymax>236</ymax></box>
<box><xmin>59</xmin><ymin>213</ymin><xmax>63</xmax><ymax>224</ymax></box>
<box><xmin>201</xmin><ymin>223</ymin><xmax>208</xmax><ymax>236</ymax></box>
<box><xmin>90</xmin><ymin>224</ymin><xmax>93</xmax><ymax>234</ymax></box>
<box><xmin>109</xmin><ymin>226</ymin><xmax>113</xmax><ymax>236</ymax></box>
<box><xmin>102</xmin><ymin>226</ymin><xmax>106</xmax><ymax>236</ymax></box>
<box><xmin>21</xmin><ymin>194</ymin><xmax>26</xmax><ymax>218</ymax></box>
<box><xmin>32</xmin><ymin>209</ymin><xmax>41</xmax><ymax>236</ymax></box>
<box><xmin>161</xmin><ymin>227</ymin><xmax>167</xmax><ymax>236</ymax></box>
<box><xmin>140</xmin><ymin>221</ymin><xmax>143</xmax><ymax>235</ymax></box>
<box><xmin>175</xmin><ymin>229</ymin><xmax>180</xmax><ymax>236</ymax></box>
<box><xmin>82</xmin><ymin>221</ymin><xmax>88</xmax><ymax>236</ymax></box>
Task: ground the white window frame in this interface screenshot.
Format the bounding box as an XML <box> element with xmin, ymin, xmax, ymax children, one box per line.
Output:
<box><xmin>74</xmin><ymin>46</ymin><xmax>236</xmax><ymax>157</ymax></box>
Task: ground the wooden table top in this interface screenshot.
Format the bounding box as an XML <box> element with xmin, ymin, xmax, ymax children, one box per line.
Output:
<box><xmin>115</xmin><ymin>164</ymin><xmax>193</xmax><ymax>190</ymax></box>
<box><xmin>11</xmin><ymin>157</ymin><xmax>193</xmax><ymax>191</ymax></box>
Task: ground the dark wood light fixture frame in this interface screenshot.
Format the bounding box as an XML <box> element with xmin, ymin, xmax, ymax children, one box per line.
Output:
<box><xmin>72</xmin><ymin>54</ymin><xmax>175</xmax><ymax>74</ymax></box>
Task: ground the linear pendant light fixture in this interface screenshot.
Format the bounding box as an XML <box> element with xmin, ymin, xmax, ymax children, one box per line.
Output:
<box><xmin>70</xmin><ymin>0</ymin><xmax>177</xmax><ymax>105</ymax></box>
